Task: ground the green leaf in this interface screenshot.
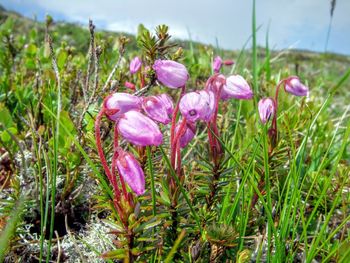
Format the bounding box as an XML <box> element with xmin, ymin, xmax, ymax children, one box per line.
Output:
<box><xmin>158</xmin><ymin>190</ymin><xmax>170</xmax><ymax>206</ymax></box>
<box><xmin>134</xmin><ymin>218</ymin><xmax>162</xmax><ymax>233</ymax></box>
<box><xmin>26</xmin><ymin>43</ymin><xmax>37</xmax><ymax>56</ymax></box>
<box><xmin>0</xmin><ymin>125</ymin><xmax>17</xmax><ymax>143</ymax></box>
<box><xmin>101</xmin><ymin>249</ymin><xmax>126</xmax><ymax>259</ymax></box>
<box><xmin>25</xmin><ymin>58</ymin><xmax>36</xmax><ymax>70</ymax></box>
<box><xmin>0</xmin><ymin>131</ymin><xmax>10</xmax><ymax>142</ymax></box>
<box><xmin>57</xmin><ymin>50</ymin><xmax>68</xmax><ymax>69</ymax></box>
<box><xmin>58</xmin><ymin>111</ymin><xmax>76</xmax><ymax>151</ymax></box>
<box><xmin>0</xmin><ymin>104</ymin><xmax>13</xmax><ymax>128</ymax></box>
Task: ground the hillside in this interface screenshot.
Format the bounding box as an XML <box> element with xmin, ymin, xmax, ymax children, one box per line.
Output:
<box><xmin>1</xmin><ymin>5</ymin><xmax>350</xmax><ymax>62</ymax></box>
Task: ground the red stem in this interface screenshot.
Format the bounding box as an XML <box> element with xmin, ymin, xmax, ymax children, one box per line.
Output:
<box><xmin>176</xmin><ymin>143</ymin><xmax>181</xmax><ymax>178</ymax></box>
<box><xmin>112</xmin><ymin>124</ymin><xmax>128</xmax><ymax>200</ymax></box>
<box><xmin>207</xmin><ymin>83</ymin><xmax>223</xmax><ymax>164</ymax></box>
<box><xmin>170</xmin><ymin>86</ymin><xmax>186</xmax><ymax>168</ymax></box>
<box><xmin>173</xmin><ymin>118</ymin><xmax>188</xmax><ymax>148</ymax></box>
<box><xmin>95</xmin><ymin>109</ymin><xmax>121</xmax><ymax>199</ymax></box>
<box><xmin>272</xmin><ymin>79</ymin><xmax>285</xmax><ymax>139</ymax></box>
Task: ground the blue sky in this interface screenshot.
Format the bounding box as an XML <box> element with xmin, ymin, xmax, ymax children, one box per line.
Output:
<box><xmin>1</xmin><ymin>0</ymin><xmax>350</xmax><ymax>55</ymax></box>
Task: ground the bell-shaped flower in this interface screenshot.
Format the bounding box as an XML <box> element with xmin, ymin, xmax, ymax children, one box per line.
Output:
<box><xmin>221</xmin><ymin>75</ymin><xmax>253</xmax><ymax>100</ymax></box>
<box><xmin>142</xmin><ymin>94</ymin><xmax>174</xmax><ymax>124</ymax></box>
<box><xmin>206</xmin><ymin>74</ymin><xmax>226</xmax><ymax>94</ymax></box>
<box><xmin>129</xmin><ymin>56</ymin><xmax>142</xmax><ymax>74</ymax></box>
<box><xmin>158</xmin><ymin>94</ymin><xmax>174</xmax><ymax>115</ymax></box>
<box><xmin>104</xmin><ymin>93</ymin><xmax>142</xmax><ymax>121</ymax></box>
<box><xmin>179</xmin><ymin>90</ymin><xmax>215</xmax><ymax>122</ymax></box>
<box><xmin>284</xmin><ymin>76</ymin><xmax>309</xmax><ymax>96</ymax></box>
<box><xmin>116</xmin><ymin>148</ymin><xmax>145</xmax><ymax>196</ymax></box>
<box><xmin>213</xmin><ymin>56</ymin><xmax>223</xmax><ymax>73</ymax></box>
<box><xmin>258</xmin><ymin>97</ymin><xmax>275</xmax><ymax>124</ymax></box>
<box><xmin>175</xmin><ymin>122</ymin><xmax>196</xmax><ymax>148</ymax></box>
<box><xmin>198</xmin><ymin>90</ymin><xmax>215</xmax><ymax>121</ymax></box>
<box><xmin>117</xmin><ymin>110</ymin><xmax>163</xmax><ymax>146</ymax></box>
<box><xmin>153</xmin><ymin>59</ymin><xmax>189</xmax><ymax>89</ymax></box>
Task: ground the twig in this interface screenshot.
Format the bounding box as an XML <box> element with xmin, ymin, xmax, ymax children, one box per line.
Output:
<box><xmin>46</xmin><ymin>36</ymin><xmax>61</xmax><ymax>93</ymax></box>
<box><xmin>46</xmin><ymin>26</ymin><xmax>62</xmax><ymax>263</ymax></box>
<box><xmin>101</xmin><ymin>43</ymin><xmax>126</xmax><ymax>94</ymax></box>
<box><xmin>69</xmin><ymin>70</ymin><xmax>82</xmax><ymax>113</ymax></box>
<box><xmin>93</xmin><ymin>46</ymin><xmax>101</xmax><ymax>98</ymax></box>
<box><xmin>83</xmin><ymin>19</ymin><xmax>96</xmax><ymax>102</ymax></box>
<box><xmin>55</xmin><ymin>231</ymin><xmax>61</xmax><ymax>263</ymax></box>
<box><xmin>78</xmin><ymin>46</ymin><xmax>102</xmax><ymax>136</ymax></box>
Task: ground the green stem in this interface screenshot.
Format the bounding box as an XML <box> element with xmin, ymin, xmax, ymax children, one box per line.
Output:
<box><xmin>263</xmin><ymin>124</ymin><xmax>272</xmax><ymax>261</ymax></box>
<box><xmin>31</xmin><ymin>129</ymin><xmax>45</xmax><ymax>261</ymax></box>
<box><xmin>146</xmin><ymin>146</ymin><xmax>156</xmax><ymax>216</ymax></box>
<box><xmin>252</xmin><ymin>0</ymin><xmax>258</xmax><ymax>106</ymax></box>
<box><xmin>159</xmin><ymin>146</ymin><xmax>202</xmax><ymax>234</ymax></box>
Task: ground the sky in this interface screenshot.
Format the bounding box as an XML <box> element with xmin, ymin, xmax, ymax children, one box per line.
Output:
<box><xmin>1</xmin><ymin>0</ymin><xmax>350</xmax><ymax>55</ymax></box>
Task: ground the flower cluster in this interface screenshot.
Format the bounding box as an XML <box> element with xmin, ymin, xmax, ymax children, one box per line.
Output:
<box><xmin>95</xmin><ymin>55</ymin><xmax>309</xmax><ymax>207</ymax></box>
<box><xmin>95</xmin><ymin>58</ymin><xmax>189</xmax><ymax>207</ymax></box>
<box><xmin>257</xmin><ymin>76</ymin><xmax>309</xmax><ymax>146</ymax></box>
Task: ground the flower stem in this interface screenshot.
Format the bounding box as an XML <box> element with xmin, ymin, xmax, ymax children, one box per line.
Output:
<box><xmin>271</xmin><ymin>79</ymin><xmax>285</xmax><ymax>146</ymax></box>
<box><xmin>146</xmin><ymin>146</ymin><xmax>157</xmax><ymax>216</ymax></box>
<box><xmin>95</xmin><ymin>109</ymin><xmax>121</xmax><ymax>199</ymax></box>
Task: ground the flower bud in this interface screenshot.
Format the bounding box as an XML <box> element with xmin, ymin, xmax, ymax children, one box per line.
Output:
<box><xmin>223</xmin><ymin>59</ymin><xmax>234</xmax><ymax>66</ymax></box>
<box><xmin>221</xmin><ymin>75</ymin><xmax>253</xmax><ymax>100</ymax></box>
<box><xmin>118</xmin><ymin>111</ymin><xmax>163</xmax><ymax>146</ymax></box>
<box><xmin>284</xmin><ymin>76</ymin><xmax>309</xmax><ymax>96</ymax></box>
<box><xmin>124</xmin><ymin>81</ymin><xmax>136</xmax><ymax>90</ymax></box>
<box><xmin>116</xmin><ymin>148</ymin><xmax>145</xmax><ymax>196</ymax></box>
<box><xmin>142</xmin><ymin>94</ymin><xmax>174</xmax><ymax>124</ymax></box>
<box><xmin>129</xmin><ymin>56</ymin><xmax>142</xmax><ymax>74</ymax></box>
<box><xmin>213</xmin><ymin>56</ymin><xmax>223</xmax><ymax>73</ymax></box>
<box><xmin>153</xmin><ymin>59</ymin><xmax>189</xmax><ymax>89</ymax></box>
<box><xmin>175</xmin><ymin>122</ymin><xmax>196</xmax><ymax>148</ymax></box>
<box><xmin>258</xmin><ymin>97</ymin><xmax>275</xmax><ymax>124</ymax></box>
<box><xmin>179</xmin><ymin>90</ymin><xmax>215</xmax><ymax>122</ymax></box>
<box><xmin>104</xmin><ymin>93</ymin><xmax>141</xmax><ymax>121</ymax></box>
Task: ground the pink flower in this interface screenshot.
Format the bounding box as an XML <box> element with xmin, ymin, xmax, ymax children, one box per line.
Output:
<box><xmin>213</xmin><ymin>56</ymin><xmax>223</xmax><ymax>73</ymax></box>
<box><xmin>220</xmin><ymin>75</ymin><xmax>253</xmax><ymax>100</ymax></box>
<box><xmin>142</xmin><ymin>94</ymin><xmax>174</xmax><ymax>124</ymax></box>
<box><xmin>117</xmin><ymin>111</ymin><xmax>163</xmax><ymax>146</ymax></box>
<box><xmin>198</xmin><ymin>90</ymin><xmax>215</xmax><ymax>121</ymax></box>
<box><xmin>104</xmin><ymin>93</ymin><xmax>142</xmax><ymax>121</ymax></box>
<box><xmin>175</xmin><ymin>122</ymin><xmax>196</xmax><ymax>148</ymax></box>
<box><xmin>223</xmin><ymin>59</ymin><xmax>234</xmax><ymax>66</ymax></box>
<box><xmin>116</xmin><ymin>148</ymin><xmax>145</xmax><ymax>196</ymax></box>
<box><xmin>206</xmin><ymin>74</ymin><xmax>226</xmax><ymax>94</ymax></box>
<box><xmin>258</xmin><ymin>98</ymin><xmax>275</xmax><ymax>124</ymax></box>
<box><xmin>124</xmin><ymin>81</ymin><xmax>136</xmax><ymax>90</ymax></box>
<box><xmin>158</xmin><ymin>94</ymin><xmax>174</xmax><ymax>115</ymax></box>
<box><xmin>179</xmin><ymin>90</ymin><xmax>215</xmax><ymax>122</ymax></box>
<box><xmin>129</xmin><ymin>56</ymin><xmax>142</xmax><ymax>74</ymax></box>
<box><xmin>284</xmin><ymin>76</ymin><xmax>309</xmax><ymax>96</ymax></box>
<box><xmin>153</xmin><ymin>59</ymin><xmax>189</xmax><ymax>89</ymax></box>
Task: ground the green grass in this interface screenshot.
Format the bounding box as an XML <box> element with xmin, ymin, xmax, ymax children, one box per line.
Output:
<box><xmin>0</xmin><ymin>4</ymin><xmax>349</xmax><ymax>262</ymax></box>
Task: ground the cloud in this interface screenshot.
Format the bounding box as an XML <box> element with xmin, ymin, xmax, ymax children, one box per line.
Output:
<box><xmin>2</xmin><ymin>0</ymin><xmax>350</xmax><ymax>54</ymax></box>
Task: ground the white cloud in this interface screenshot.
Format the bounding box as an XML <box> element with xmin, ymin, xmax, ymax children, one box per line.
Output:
<box><xmin>3</xmin><ymin>0</ymin><xmax>350</xmax><ymax>54</ymax></box>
